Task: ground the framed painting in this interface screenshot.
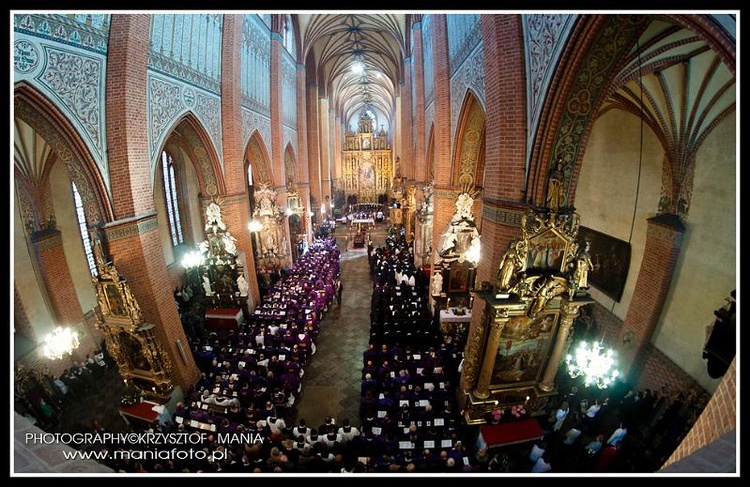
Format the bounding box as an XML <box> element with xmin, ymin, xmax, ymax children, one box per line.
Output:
<box><xmin>448</xmin><ymin>261</ymin><xmax>471</xmax><ymax>293</ymax></box>
<box><xmin>104</xmin><ymin>282</ymin><xmax>128</xmax><ymax>317</ymax></box>
<box><xmin>491</xmin><ymin>312</ymin><xmax>559</xmax><ymax>387</ymax></box>
<box><xmin>525</xmin><ymin>228</ymin><xmax>569</xmax><ymax>274</ymax></box>
<box><xmin>578</xmin><ymin>226</ymin><xmax>631</xmax><ymax>302</ymax></box>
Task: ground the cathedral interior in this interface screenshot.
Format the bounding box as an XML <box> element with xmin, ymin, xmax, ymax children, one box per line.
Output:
<box><xmin>12</xmin><ymin>12</ymin><xmax>736</xmax><ymax>475</ymax></box>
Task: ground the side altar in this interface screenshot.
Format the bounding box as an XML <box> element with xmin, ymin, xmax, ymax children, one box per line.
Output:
<box><xmin>460</xmin><ymin>208</ymin><xmax>594</xmax><ymax>424</ymax></box>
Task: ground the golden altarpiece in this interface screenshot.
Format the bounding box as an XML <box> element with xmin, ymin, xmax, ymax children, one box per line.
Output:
<box><xmin>252</xmin><ymin>184</ymin><xmax>289</xmax><ymax>271</ymax></box>
<box><xmin>341</xmin><ymin>112</ymin><xmax>393</xmax><ymax>203</ymax></box>
<box><xmin>91</xmin><ymin>232</ymin><xmax>174</xmax><ymax>400</ymax></box>
<box><xmin>460</xmin><ymin>207</ymin><xmax>594</xmax><ymax>424</ymax></box>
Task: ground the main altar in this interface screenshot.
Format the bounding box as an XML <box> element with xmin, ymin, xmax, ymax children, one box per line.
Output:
<box><xmin>340</xmin><ymin>111</ymin><xmax>393</xmax><ymax>203</ymax></box>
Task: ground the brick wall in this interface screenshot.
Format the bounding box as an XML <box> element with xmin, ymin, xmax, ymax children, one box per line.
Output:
<box><xmin>474</xmin><ymin>15</ymin><xmax>528</xmax><ymax>285</ymax></box>
<box><xmin>103</xmin><ymin>14</ymin><xmax>200</xmax><ymax>393</ymax></box>
<box><xmin>664</xmin><ymin>357</ymin><xmax>736</xmax><ymax>468</ymax></box>
<box><xmin>31</xmin><ymin>231</ymin><xmax>82</xmax><ymax>325</ymax></box>
<box><xmin>619</xmin><ymin>217</ymin><xmax>684</xmax><ymax>379</ymax></box>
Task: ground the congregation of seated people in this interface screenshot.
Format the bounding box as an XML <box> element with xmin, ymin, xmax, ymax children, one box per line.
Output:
<box><xmin>368</xmin><ymin>233</ymin><xmax>434</xmax><ymax>345</ymax></box>
<box><xmin>98</xmin><ymin>237</ymin><xmax>344</xmax><ymax>470</ymax></box>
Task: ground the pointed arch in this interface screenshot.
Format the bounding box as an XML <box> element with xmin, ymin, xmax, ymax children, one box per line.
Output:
<box><xmin>451</xmin><ymin>90</ymin><xmax>486</xmax><ymax>188</ymax></box>
<box><xmin>244</xmin><ymin>130</ymin><xmax>273</xmax><ymax>187</ymax></box>
<box><xmin>14</xmin><ymin>82</ymin><xmax>111</xmax><ymax>226</ymax></box>
<box><xmin>154</xmin><ymin>112</ymin><xmax>224</xmax><ymax>196</ymax></box>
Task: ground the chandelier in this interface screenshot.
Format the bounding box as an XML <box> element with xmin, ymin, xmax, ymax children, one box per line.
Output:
<box><xmin>41</xmin><ymin>326</ymin><xmax>81</xmax><ymax>361</ymax></box>
<box><xmin>181</xmin><ymin>249</ymin><xmax>204</xmax><ymax>269</ymax></box>
<box><xmin>565</xmin><ymin>341</ymin><xmax>620</xmax><ymax>388</ymax></box>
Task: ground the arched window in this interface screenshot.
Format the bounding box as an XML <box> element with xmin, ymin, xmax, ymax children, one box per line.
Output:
<box><xmin>71</xmin><ymin>182</ymin><xmax>97</xmax><ymax>277</ymax></box>
<box><xmin>247</xmin><ymin>162</ymin><xmax>256</xmax><ymax>216</ymax></box>
<box><xmin>282</xmin><ymin>15</ymin><xmax>296</xmax><ymax>57</ymax></box>
<box><xmin>161</xmin><ymin>150</ymin><xmax>184</xmax><ymax>247</ymax></box>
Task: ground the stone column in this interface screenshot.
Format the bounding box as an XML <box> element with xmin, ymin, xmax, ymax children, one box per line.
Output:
<box><xmin>474</xmin><ymin>309</ymin><xmax>509</xmax><ymax>399</ymax></box>
<box><xmin>540</xmin><ymin>301</ymin><xmax>582</xmax><ymax>392</ymax></box>
<box><xmin>620</xmin><ymin>214</ymin><xmax>685</xmax><ymax>380</ymax></box>
<box><xmin>105</xmin><ymin>14</ymin><xmax>199</xmax><ymax>393</ymax></box>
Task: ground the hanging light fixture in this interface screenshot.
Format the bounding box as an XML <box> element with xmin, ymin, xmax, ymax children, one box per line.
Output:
<box><xmin>465</xmin><ymin>235</ymin><xmax>481</xmax><ymax>265</ymax></box>
<box><xmin>565</xmin><ymin>341</ymin><xmax>620</xmax><ymax>388</ymax></box>
<box><xmin>248</xmin><ymin>220</ymin><xmax>263</xmax><ymax>233</ymax></box>
<box><xmin>41</xmin><ymin>326</ymin><xmax>81</xmax><ymax>361</ymax></box>
<box><xmin>181</xmin><ymin>249</ymin><xmax>204</xmax><ymax>269</ymax></box>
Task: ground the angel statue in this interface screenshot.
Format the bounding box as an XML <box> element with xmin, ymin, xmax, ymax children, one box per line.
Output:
<box><xmin>453</xmin><ymin>193</ymin><xmax>475</xmax><ymax>222</ymax></box>
<box><xmin>497</xmin><ymin>245</ymin><xmax>522</xmax><ymax>292</ymax></box>
<box><xmin>431</xmin><ymin>272</ymin><xmax>444</xmax><ymax>296</ymax></box>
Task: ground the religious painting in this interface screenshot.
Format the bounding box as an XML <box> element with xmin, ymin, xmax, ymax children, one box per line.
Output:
<box><xmin>491</xmin><ymin>312</ymin><xmax>559</xmax><ymax>387</ymax></box>
<box><xmin>288</xmin><ymin>195</ymin><xmax>298</xmax><ymax>211</ymax></box>
<box><xmin>359</xmin><ymin>159</ymin><xmax>375</xmax><ymax>189</ymax></box>
<box><xmin>362</xmin><ymin>136</ymin><xmax>371</xmax><ymax>150</ymax></box>
<box><xmin>448</xmin><ymin>261</ymin><xmax>471</xmax><ymax>293</ymax></box>
<box><xmin>390</xmin><ymin>207</ymin><xmax>403</xmax><ymax>224</ymax></box>
<box><xmin>525</xmin><ymin>228</ymin><xmax>568</xmax><ymax>274</ymax></box>
<box><xmin>104</xmin><ymin>282</ymin><xmax>128</xmax><ymax>317</ymax></box>
<box><xmin>118</xmin><ymin>331</ymin><xmax>152</xmax><ymax>372</ymax></box>
<box><xmin>577</xmin><ymin>226</ymin><xmax>630</xmax><ymax>302</ymax></box>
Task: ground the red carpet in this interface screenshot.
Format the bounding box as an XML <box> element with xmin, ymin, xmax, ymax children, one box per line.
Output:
<box><xmin>120</xmin><ymin>401</ymin><xmax>160</xmax><ymax>423</ymax></box>
<box><xmin>480</xmin><ymin>418</ymin><xmax>544</xmax><ymax>447</ymax></box>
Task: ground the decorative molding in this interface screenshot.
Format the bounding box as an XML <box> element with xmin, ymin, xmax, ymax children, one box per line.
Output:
<box><xmin>148</xmin><ymin>51</ymin><xmax>221</xmax><ymax>95</ymax></box>
<box><xmin>14</xmin><ymin>13</ymin><xmax>110</xmax><ymax>55</ymax></box>
<box><xmin>422</xmin><ymin>14</ymin><xmax>434</xmax><ymax>107</ymax></box>
<box><xmin>282</xmin><ymin>53</ymin><xmax>297</xmax><ymax>128</ymax></box>
<box><xmin>241</xmin><ymin>14</ymin><xmax>271</xmax><ymax>115</ymax></box>
<box><xmin>13</xmin><ymin>98</ymin><xmax>104</xmax><ymax>225</ymax></box>
<box><xmin>148</xmin><ymin>14</ymin><xmax>222</xmax><ymax>95</ymax></box>
<box><xmin>548</xmin><ymin>16</ymin><xmax>647</xmax><ymax>205</ymax></box>
<box><xmin>283</xmin><ymin>126</ymin><xmax>298</xmax><ymax>159</ymax></box>
<box><xmin>218</xmin><ymin>192</ymin><xmax>250</xmax><ymax>205</ymax></box>
<box><xmin>462</xmin><ymin>310</ymin><xmax>487</xmax><ymax>390</ymax></box>
<box><xmin>147</xmin><ymin>74</ymin><xmax>183</xmax><ymax>156</ymax></box>
<box><xmin>425</xmin><ymin>101</ymin><xmax>435</xmax><ymax>153</ymax></box>
<box><xmin>482</xmin><ymin>206</ymin><xmax>525</xmax><ymax>228</ymax></box>
<box><xmin>448</xmin><ymin>14</ymin><xmax>481</xmax><ymax>74</ymax></box>
<box><xmin>147</xmin><ymin>71</ymin><xmax>223</xmax><ymax>177</ymax></box>
<box><xmin>241</xmin><ymin>107</ymin><xmax>272</xmax><ymax>160</ymax></box>
<box><xmin>450</xmin><ymin>43</ymin><xmax>485</xmax><ymax>148</ymax></box>
<box><xmin>523</xmin><ymin>14</ymin><xmax>577</xmax><ymax>166</ymax></box>
<box><xmin>13</xmin><ymin>39</ymin><xmax>40</xmax><ymax>74</ymax></box>
<box><xmin>433</xmin><ymin>186</ymin><xmax>463</xmax><ymax>200</ymax></box>
<box><xmin>14</xmin><ymin>37</ymin><xmax>108</xmax><ymax>175</ymax></box>
<box><xmin>103</xmin><ymin>212</ymin><xmax>159</xmax><ymax>242</ymax></box>
<box><xmin>194</xmin><ymin>92</ymin><xmax>223</xmax><ymax>162</ymax></box>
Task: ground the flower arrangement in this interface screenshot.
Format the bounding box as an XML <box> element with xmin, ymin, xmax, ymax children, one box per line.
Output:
<box><xmin>121</xmin><ymin>384</ymin><xmax>144</xmax><ymax>407</ymax></box>
<box><xmin>510</xmin><ymin>404</ymin><xmax>527</xmax><ymax>419</ymax></box>
<box><xmin>488</xmin><ymin>403</ymin><xmax>529</xmax><ymax>424</ymax></box>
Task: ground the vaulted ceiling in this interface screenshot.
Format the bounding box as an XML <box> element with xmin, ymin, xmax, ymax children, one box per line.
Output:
<box><xmin>602</xmin><ymin>18</ymin><xmax>736</xmax><ymax>161</ymax></box>
<box><xmin>299</xmin><ymin>13</ymin><xmax>407</xmax><ymax>129</ymax></box>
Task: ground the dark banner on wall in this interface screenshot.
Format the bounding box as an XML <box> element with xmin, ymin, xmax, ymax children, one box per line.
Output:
<box><xmin>578</xmin><ymin>226</ymin><xmax>631</xmax><ymax>302</ymax></box>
